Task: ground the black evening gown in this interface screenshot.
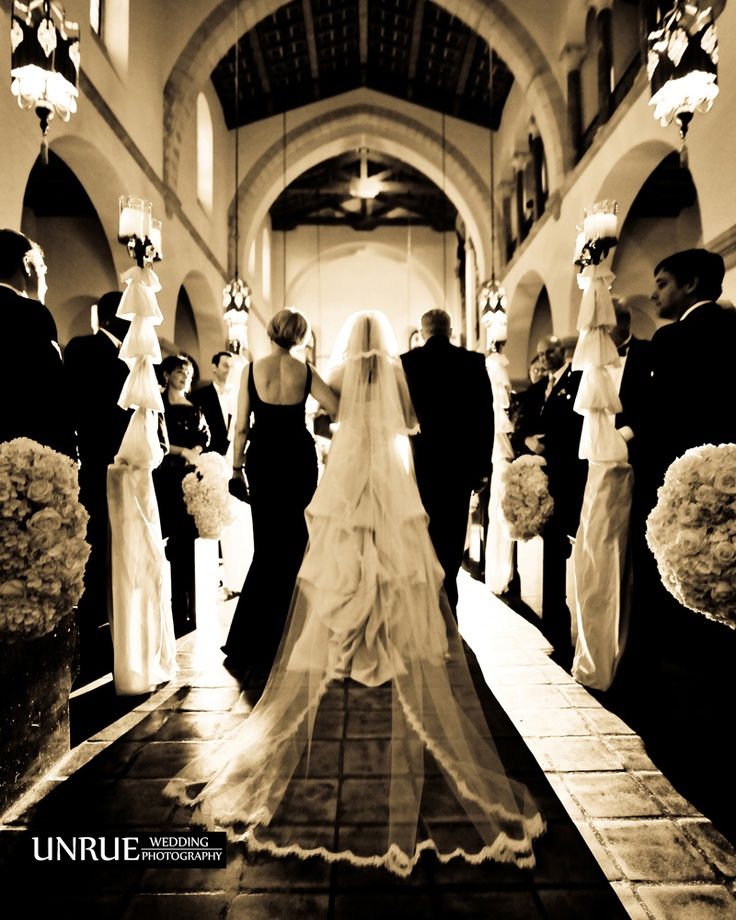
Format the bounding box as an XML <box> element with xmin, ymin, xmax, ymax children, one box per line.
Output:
<box><xmin>222</xmin><ymin>365</ymin><xmax>318</xmax><ymax>670</ymax></box>
<box><xmin>153</xmin><ymin>395</ymin><xmax>210</xmax><ymax>637</ymax></box>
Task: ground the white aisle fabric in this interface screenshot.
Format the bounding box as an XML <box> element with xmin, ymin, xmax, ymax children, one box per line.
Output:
<box><xmin>571</xmin><ymin>461</ymin><xmax>633</xmax><ymax>691</ymax></box>
<box><xmin>164</xmin><ymin>311</ymin><xmax>544</xmax><ymax>877</ymax></box>
<box><xmin>220</xmin><ymin>499</ymin><xmax>253</xmax><ymax>593</ymax></box>
<box><xmin>108</xmin><ymin>463</ymin><xmax>177</xmax><ymax>695</ymax></box>
<box><xmin>484</xmin><ymin>351</ymin><xmax>515</xmax><ymax>595</ymax></box>
<box><xmin>517</xmin><ymin>537</ymin><xmax>543</xmax><ymax>617</ymax></box>
<box><xmin>485</xmin><ymin>456</ymin><xmax>514</xmax><ymax>595</ymax></box>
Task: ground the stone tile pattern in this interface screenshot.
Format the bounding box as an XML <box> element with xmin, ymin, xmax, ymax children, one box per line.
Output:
<box><xmin>459</xmin><ymin>575</ymin><xmax>736</xmax><ymax>920</ymax></box>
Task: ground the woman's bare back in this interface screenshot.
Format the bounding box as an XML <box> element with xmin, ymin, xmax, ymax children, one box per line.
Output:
<box><xmin>252</xmin><ymin>354</ymin><xmax>309</xmax><ymax>405</ymax></box>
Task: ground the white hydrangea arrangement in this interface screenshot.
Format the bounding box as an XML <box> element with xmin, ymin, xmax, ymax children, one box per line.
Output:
<box><xmin>501</xmin><ymin>454</ymin><xmax>555</xmax><ymax>542</ymax></box>
<box><xmin>182</xmin><ymin>452</ymin><xmax>237</xmax><ymax>540</ymax></box>
<box><xmin>647</xmin><ymin>443</ymin><xmax>736</xmax><ymax>628</ymax></box>
<box><xmin>0</xmin><ymin>438</ymin><xmax>90</xmax><ymax>639</ymax></box>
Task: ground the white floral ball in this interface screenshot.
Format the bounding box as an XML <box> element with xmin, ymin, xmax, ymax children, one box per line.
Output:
<box><xmin>0</xmin><ymin>438</ymin><xmax>90</xmax><ymax>640</ymax></box>
<box><xmin>501</xmin><ymin>454</ymin><xmax>554</xmax><ymax>542</ymax></box>
<box><xmin>647</xmin><ymin>443</ymin><xmax>736</xmax><ymax>628</ymax></box>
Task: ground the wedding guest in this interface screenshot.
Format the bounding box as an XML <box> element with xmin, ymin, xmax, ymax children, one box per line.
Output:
<box><xmin>517</xmin><ymin>334</ymin><xmax>585</xmax><ymax>667</ymax></box>
<box><xmin>153</xmin><ymin>355</ymin><xmax>211</xmax><ymax>637</ymax></box>
<box><xmin>400</xmin><ymin>308</ymin><xmax>494</xmax><ymax>617</ymax></box>
<box><xmin>191</xmin><ymin>350</ymin><xmax>242</xmax><ymax>600</ymax></box>
<box><xmin>620</xmin><ymin>249</ymin><xmax>736</xmax><ymax>720</ymax></box>
<box><xmin>0</xmin><ymin>229</ymin><xmax>75</xmax><ymax>457</ymax></box>
<box><xmin>192</xmin><ymin>352</ymin><xmax>236</xmax><ymax>458</ymax></box>
<box><xmin>64</xmin><ymin>291</ymin><xmax>131</xmax><ymax>684</ymax></box>
<box><xmin>222</xmin><ymin>309</ymin><xmax>337</xmax><ymax>673</ymax></box>
<box><xmin>609</xmin><ymin>299</ymin><xmax>652</xmax><ymax>471</ymax></box>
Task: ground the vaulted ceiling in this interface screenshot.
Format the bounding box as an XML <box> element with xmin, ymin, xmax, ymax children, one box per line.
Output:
<box><xmin>210</xmin><ymin>0</ymin><xmax>513</xmax><ymax>131</ymax></box>
<box><xmin>270</xmin><ymin>148</ymin><xmax>458</xmax><ymax>231</ymax></box>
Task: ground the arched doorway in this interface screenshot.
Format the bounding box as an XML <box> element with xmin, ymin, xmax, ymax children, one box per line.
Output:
<box><xmin>21</xmin><ymin>150</ymin><xmax>117</xmax><ymax>346</ymax></box>
<box><xmin>612</xmin><ymin>151</ymin><xmax>702</xmax><ymax>338</ymax></box>
<box><xmin>173</xmin><ymin>285</ymin><xmax>201</xmax><ymax>380</ymax></box>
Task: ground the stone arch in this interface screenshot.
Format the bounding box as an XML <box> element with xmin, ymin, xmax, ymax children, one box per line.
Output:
<box><xmin>506</xmin><ymin>269</ymin><xmax>551</xmax><ymax>383</ymax></box>
<box><xmin>175</xmin><ymin>269</ymin><xmax>224</xmax><ymax>371</ymax></box>
<box><xmin>230</xmin><ymin>103</ymin><xmax>493</xmax><ymax>281</ymax></box>
<box><xmin>163</xmin><ymin>0</ymin><xmax>568</xmax><ymax>199</ymax></box>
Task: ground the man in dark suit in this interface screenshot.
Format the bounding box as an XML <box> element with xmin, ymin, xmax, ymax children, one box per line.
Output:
<box><xmin>610</xmin><ymin>300</ymin><xmax>652</xmax><ymax>471</ymax></box>
<box><xmin>0</xmin><ymin>229</ymin><xmax>75</xmax><ymax>456</ymax></box>
<box><xmin>400</xmin><ymin>308</ymin><xmax>494</xmax><ymax>616</ymax></box>
<box><xmin>64</xmin><ymin>291</ymin><xmax>131</xmax><ymax>684</ymax></box>
<box><xmin>518</xmin><ymin>335</ymin><xmax>586</xmax><ymax>664</ymax></box>
<box><xmin>645</xmin><ymin>249</ymin><xmax>736</xmax><ymax>492</ymax></box>
<box><xmin>191</xmin><ymin>351</ymin><xmax>235</xmax><ymax>457</ymax></box>
<box><xmin>618</xmin><ymin>250</ymin><xmax>736</xmax><ymax>757</ymax></box>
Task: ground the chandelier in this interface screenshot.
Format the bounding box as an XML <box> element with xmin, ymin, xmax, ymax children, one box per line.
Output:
<box><xmin>479</xmin><ymin>43</ymin><xmax>507</xmax><ymax>336</ymax></box>
<box><xmin>10</xmin><ymin>0</ymin><xmax>80</xmax><ymax>162</ymax></box>
<box><xmin>222</xmin><ymin>0</ymin><xmax>252</xmax><ymax>355</ymax></box>
<box><xmin>647</xmin><ymin>1</ymin><xmax>719</xmax><ymax>164</ymax></box>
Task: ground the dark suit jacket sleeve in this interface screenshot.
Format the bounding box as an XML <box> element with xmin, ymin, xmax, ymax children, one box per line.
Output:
<box><xmin>470</xmin><ymin>352</ymin><xmax>494</xmax><ymax>482</ymax></box>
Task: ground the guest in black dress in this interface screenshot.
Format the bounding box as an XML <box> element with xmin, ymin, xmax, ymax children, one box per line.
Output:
<box><xmin>222</xmin><ymin>309</ymin><xmax>338</xmax><ymax>672</ymax></box>
<box><xmin>153</xmin><ymin>355</ymin><xmax>210</xmax><ymax>637</ymax></box>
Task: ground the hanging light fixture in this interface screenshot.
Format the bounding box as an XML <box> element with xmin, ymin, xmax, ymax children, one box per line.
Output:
<box><xmin>479</xmin><ymin>43</ymin><xmax>507</xmax><ymax>332</ymax></box>
<box><xmin>10</xmin><ymin>0</ymin><xmax>80</xmax><ymax>163</ymax></box>
<box><xmin>222</xmin><ymin>0</ymin><xmax>252</xmax><ymax>355</ymax></box>
<box><xmin>647</xmin><ymin>1</ymin><xmax>719</xmax><ymax>165</ymax></box>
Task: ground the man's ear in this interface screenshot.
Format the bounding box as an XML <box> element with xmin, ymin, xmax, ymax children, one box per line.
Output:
<box><xmin>684</xmin><ymin>275</ymin><xmax>699</xmax><ymax>296</ymax></box>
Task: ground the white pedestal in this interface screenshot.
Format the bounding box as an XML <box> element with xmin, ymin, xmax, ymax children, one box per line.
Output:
<box><xmin>517</xmin><ymin>536</ymin><xmax>543</xmax><ymax>617</ymax></box>
<box><xmin>195</xmin><ymin>537</ymin><xmax>220</xmax><ymax>628</ymax></box>
<box><xmin>220</xmin><ymin>501</ymin><xmax>253</xmax><ymax>593</ymax></box>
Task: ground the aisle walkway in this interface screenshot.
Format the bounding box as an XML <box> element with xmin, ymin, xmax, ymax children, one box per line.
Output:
<box><xmin>1</xmin><ymin>573</ymin><xmax>735</xmax><ymax>918</ymax></box>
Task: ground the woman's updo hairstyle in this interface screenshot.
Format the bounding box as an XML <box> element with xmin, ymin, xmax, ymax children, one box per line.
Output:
<box><xmin>267</xmin><ymin>308</ymin><xmax>309</xmax><ymax>351</ymax></box>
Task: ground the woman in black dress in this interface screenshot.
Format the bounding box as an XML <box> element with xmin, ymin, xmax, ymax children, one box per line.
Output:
<box><xmin>222</xmin><ymin>310</ymin><xmax>337</xmax><ymax>672</ymax></box>
<box><xmin>153</xmin><ymin>355</ymin><xmax>211</xmax><ymax>637</ymax></box>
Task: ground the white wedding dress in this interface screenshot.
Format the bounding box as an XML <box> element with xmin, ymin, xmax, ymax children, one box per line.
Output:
<box><xmin>164</xmin><ymin>311</ymin><xmax>543</xmax><ymax>876</ymax></box>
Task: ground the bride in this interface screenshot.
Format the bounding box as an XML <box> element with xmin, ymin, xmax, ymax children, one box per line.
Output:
<box><xmin>164</xmin><ymin>310</ymin><xmax>544</xmax><ymax>876</ymax></box>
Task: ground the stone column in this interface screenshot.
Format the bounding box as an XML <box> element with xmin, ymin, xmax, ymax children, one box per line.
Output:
<box><xmin>513</xmin><ymin>151</ymin><xmax>532</xmax><ymax>243</ymax></box>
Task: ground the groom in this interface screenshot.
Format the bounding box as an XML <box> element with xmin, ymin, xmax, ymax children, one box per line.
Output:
<box><xmin>401</xmin><ymin>309</ymin><xmax>494</xmax><ymax>616</ymax></box>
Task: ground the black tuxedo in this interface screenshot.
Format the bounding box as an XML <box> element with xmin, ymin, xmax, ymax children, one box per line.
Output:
<box><xmin>615</xmin><ymin>336</ymin><xmax>652</xmax><ymax>472</ymax></box>
<box><xmin>400</xmin><ymin>335</ymin><xmax>494</xmax><ymax>614</ymax></box>
<box><xmin>64</xmin><ymin>331</ymin><xmax>131</xmax><ymax>467</ymax></box>
<box><xmin>0</xmin><ymin>285</ymin><xmax>75</xmax><ymax>456</ymax></box>
<box><xmin>516</xmin><ymin>364</ymin><xmax>585</xmax><ymax>658</ymax></box>
<box><xmin>644</xmin><ymin>302</ymin><xmax>736</xmax><ymax>497</ymax></box>
<box><xmin>64</xmin><ymin>330</ymin><xmax>131</xmax><ymax>681</ymax></box>
<box><xmin>191</xmin><ymin>383</ymin><xmax>231</xmax><ymax>456</ymax></box>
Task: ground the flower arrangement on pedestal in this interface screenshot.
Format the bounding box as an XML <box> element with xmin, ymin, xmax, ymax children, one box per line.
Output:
<box><xmin>0</xmin><ymin>438</ymin><xmax>90</xmax><ymax>639</ymax></box>
<box><xmin>501</xmin><ymin>455</ymin><xmax>554</xmax><ymax>542</ymax></box>
<box><xmin>182</xmin><ymin>452</ymin><xmax>237</xmax><ymax>540</ymax></box>
<box><xmin>647</xmin><ymin>443</ymin><xmax>736</xmax><ymax>628</ymax></box>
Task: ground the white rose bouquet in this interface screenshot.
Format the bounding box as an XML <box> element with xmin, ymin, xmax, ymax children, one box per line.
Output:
<box><xmin>0</xmin><ymin>438</ymin><xmax>90</xmax><ymax>639</ymax></box>
<box><xmin>182</xmin><ymin>452</ymin><xmax>237</xmax><ymax>540</ymax></box>
<box><xmin>647</xmin><ymin>443</ymin><xmax>736</xmax><ymax>628</ymax></box>
<box><xmin>501</xmin><ymin>454</ymin><xmax>554</xmax><ymax>541</ymax></box>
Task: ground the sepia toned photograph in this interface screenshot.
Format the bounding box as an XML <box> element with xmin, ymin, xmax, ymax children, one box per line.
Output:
<box><xmin>1</xmin><ymin>1</ymin><xmax>735</xmax><ymax>917</ymax></box>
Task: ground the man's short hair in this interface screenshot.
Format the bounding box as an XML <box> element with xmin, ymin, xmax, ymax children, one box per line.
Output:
<box><xmin>96</xmin><ymin>291</ymin><xmax>123</xmax><ymax>327</ymax></box>
<box><xmin>0</xmin><ymin>229</ymin><xmax>32</xmax><ymax>281</ymax></box>
<box><xmin>421</xmin><ymin>308</ymin><xmax>452</xmax><ymax>337</ymax></box>
<box><xmin>654</xmin><ymin>248</ymin><xmax>725</xmax><ymax>302</ymax></box>
<box><xmin>212</xmin><ymin>351</ymin><xmax>232</xmax><ymax>366</ymax></box>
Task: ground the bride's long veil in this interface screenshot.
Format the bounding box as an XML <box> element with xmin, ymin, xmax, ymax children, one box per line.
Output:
<box><xmin>165</xmin><ymin>310</ymin><xmax>543</xmax><ymax>875</ymax></box>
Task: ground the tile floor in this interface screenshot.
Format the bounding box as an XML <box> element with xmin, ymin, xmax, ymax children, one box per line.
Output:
<box><xmin>1</xmin><ymin>572</ymin><xmax>735</xmax><ymax>919</ymax></box>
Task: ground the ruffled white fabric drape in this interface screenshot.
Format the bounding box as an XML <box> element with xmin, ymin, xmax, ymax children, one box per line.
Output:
<box><xmin>570</xmin><ymin>264</ymin><xmax>632</xmax><ymax>690</ymax></box>
<box><xmin>484</xmin><ymin>351</ymin><xmax>515</xmax><ymax>595</ymax></box>
<box><xmin>164</xmin><ymin>311</ymin><xmax>543</xmax><ymax>876</ymax></box>
<box><xmin>107</xmin><ymin>265</ymin><xmax>176</xmax><ymax>695</ymax></box>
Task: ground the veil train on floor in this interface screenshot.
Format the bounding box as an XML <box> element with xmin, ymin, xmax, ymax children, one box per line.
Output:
<box><xmin>164</xmin><ymin>310</ymin><xmax>544</xmax><ymax>876</ymax></box>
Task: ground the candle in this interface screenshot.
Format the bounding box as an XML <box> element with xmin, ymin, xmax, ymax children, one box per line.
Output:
<box><xmin>118</xmin><ymin>196</ymin><xmax>153</xmax><ymax>240</ymax></box>
<box><xmin>584</xmin><ymin>200</ymin><xmax>618</xmax><ymax>241</ymax></box>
